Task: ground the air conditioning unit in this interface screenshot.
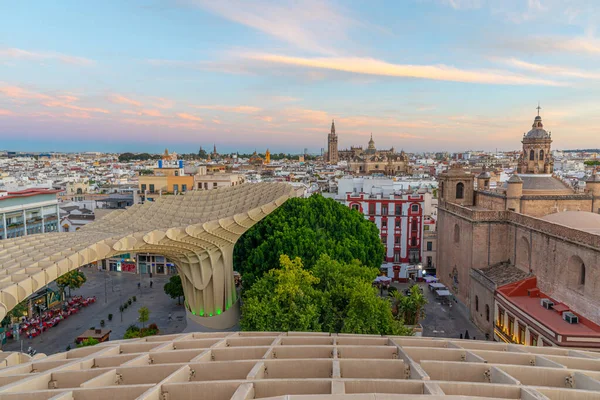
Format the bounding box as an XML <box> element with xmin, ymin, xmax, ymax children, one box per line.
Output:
<box><xmin>563</xmin><ymin>312</ymin><xmax>579</xmax><ymax>324</ymax></box>
<box><xmin>541</xmin><ymin>298</ymin><xmax>554</xmax><ymax>310</ymax></box>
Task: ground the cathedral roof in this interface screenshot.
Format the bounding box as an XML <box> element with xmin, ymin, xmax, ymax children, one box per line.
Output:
<box><xmin>524</xmin><ymin>115</ymin><xmax>551</xmax><ymax>139</ymax></box>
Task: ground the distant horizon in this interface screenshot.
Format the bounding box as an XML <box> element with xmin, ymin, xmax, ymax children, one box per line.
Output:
<box><xmin>3</xmin><ymin>1</ymin><xmax>600</xmax><ymax>151</ymax></box>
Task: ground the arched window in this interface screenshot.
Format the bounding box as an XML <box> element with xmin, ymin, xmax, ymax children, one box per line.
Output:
<box><xmin>485</xmin><ymin>304</ymin><xmax>490</xmax><ymax>321</ymax></box>
<box><xmin>540</xmin><ymin>149</ymin><xmax>544</xmax><ymax>160</ymax></box>
<box><xmin>453</xmin><ymin>224</ymin><xmax>460</xmax><ymax>243</ymax></box>
<box><xmin>351</xmin><ymin>204</ymin><xmax>359</xmax><ymax>211</ymax></box>
<box><xmin>456</xmin><ymin>182</ymin><xmax>464</xmax><ymax>199</ymax></box>
<box><xmin>529</xmin><ymin>149</ymin><xmax>535</xmax><ymax>160</ymax></box>
<box><xmin>581</xmin><ymin>263</ymin><xmax>586</xmax><ymax>286</ymax></box>
<box><xmin>475</xmin><ymin>295</ymin><xmax>479</xmax><ymax>312</ymax></box>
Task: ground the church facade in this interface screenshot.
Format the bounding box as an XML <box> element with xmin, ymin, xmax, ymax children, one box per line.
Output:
<box><xmin>436</xmin><ymin>111</ymin><xmax>600</xmax><ymax>347</ymax></box>
<box><xmin>325</xmin><ymin>121</ymin><xmax>411</xmax><ymax>175</ymax></box>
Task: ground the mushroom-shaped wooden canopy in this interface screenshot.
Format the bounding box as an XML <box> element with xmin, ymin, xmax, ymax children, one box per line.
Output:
<box><xmin>0</xmin><ymin>183</ymin><xmax>296</xmax><ymax>323</ymax></box>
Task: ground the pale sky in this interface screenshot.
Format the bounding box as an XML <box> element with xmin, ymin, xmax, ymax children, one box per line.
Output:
<box><xmin>2</xmin><ymin>0</ymin><xmax>600</xmax><ymax>153</ymax></box>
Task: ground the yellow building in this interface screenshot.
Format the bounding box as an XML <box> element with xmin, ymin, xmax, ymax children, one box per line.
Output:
<box><xmin>265</xmin><ymin>149</ymin><xmax>271</xmax><ymax>164</ymax></box>
<box><xmin>138</xmin><ymin>162</ymin><xmax>194</xmax><ymax>201</ymax></box>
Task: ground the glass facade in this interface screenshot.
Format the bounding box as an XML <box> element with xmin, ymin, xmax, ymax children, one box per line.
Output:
<box><xmin>1</xmin><ymin>204</ymin><xmax>59</xmax><ymax>240</ymax></box>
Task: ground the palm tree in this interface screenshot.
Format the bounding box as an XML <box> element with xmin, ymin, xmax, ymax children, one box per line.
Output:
<box><xmin>390</xmin><ymin>285</ymin><xmax>427</xmax><ymax>325</ymax></box>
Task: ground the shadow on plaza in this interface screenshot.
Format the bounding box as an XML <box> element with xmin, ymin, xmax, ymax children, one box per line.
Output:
<box><xmin>2</xmin><ymin>269</ymin><xmax>188</xmax><ymax>355</ymax></box>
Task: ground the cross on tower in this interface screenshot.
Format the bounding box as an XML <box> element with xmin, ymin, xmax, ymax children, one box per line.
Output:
<box><xmin>536</xmin><ymin>102</ymin><xmax>542</xmax><ymax>116</ymax></box>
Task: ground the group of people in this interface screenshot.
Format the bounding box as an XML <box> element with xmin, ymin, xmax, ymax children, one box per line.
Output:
<box><xmin>9</xmin><ymin>296</ymin><xmax>97</xmax><ymax>340</ymax></box>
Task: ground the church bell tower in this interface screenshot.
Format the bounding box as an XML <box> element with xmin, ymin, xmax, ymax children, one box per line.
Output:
<box><xmin>327</xmin><ymin>120</ymin><xmax>338</xmax><ymax>164</ymax></box>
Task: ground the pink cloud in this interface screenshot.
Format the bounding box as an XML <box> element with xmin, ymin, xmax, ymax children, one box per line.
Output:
<box><xmin>193</xmin><ymin>105</ymin><xmax>261</xmax><ymax>114</ymax></box>
<box><xmin>151</xmin><ymin>97</ymin><xmax>175</xmax><ymax>109</ymax></box>
<box><xmin>243</xmin><ymin>53</ymin><xmax>564</xmax><ymax>86</ymax></box>
<box><xmin>212</xmin><ymin>119</ymin><xmax>222</xmax><ymax>124</ymax></box>
<box><xmin>0</xmin><ymin>109</ymin><xmax>14</xmax><ymax>116</ymax></box>
<box><xmin>254</xmin><ymin>115</ymin><xmax>274</xmax><ymax>122</ymax></box>
<box><xmin>64</xmin><ymin>111</ymin><xmax>92</xmax><ymax>119</ymax></box>
<box><xmin>110</xmin><ymin>94</ymin><xmax>142</xmax><ymax>107</ymax></box>
<box><xmin>43</xmin><ymin>100</ymin><xmax>109</xmax><ymax>114</ymax></box>
<box><xmin>0</xmin><ymin>85</ymin><xmax>52</xmax><ymax>100</ymax></box>
<box><xmin>176</xmin><ymin>113</ymin><xmax>203</xmax><ymax>121</ymax></box>
<box><xmin>0</xmin><ymin>47</ymin><xmax>95</xmax><ymax>66</ymax></box>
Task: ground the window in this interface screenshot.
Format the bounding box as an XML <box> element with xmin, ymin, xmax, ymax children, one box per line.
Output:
<box><xmin>498</xmin><ymin>307</ymin><xmax>505</xmax><ymax>328</ymax></box>
<box><xmin>426</xmin><ymin>241</ymin><xmax>432</xmax><ymax>251</ymax></box>
<box><xmin>411</xmin><ymin>204</ymin><xmax>419</xmax><ymax>213</ymax></box>
<box><xmin>424</xmin><ymin>225</ymin><xmax>430</xmax><ymax>231</ymax></box>
<box><xmin>456</xmin><ymin>182</ymin><xmax>464</xmax><ymax>199</ymax></box>
<box><xmin>395</xmin><ymin>220</ymin><xmax>401</xmax><ymax>229</ymax></box>
<box><xmin>411</xmin><ymin>238</ymin><xmax>417</xmax><ymax>246</ymax></box>
<box><xmin>395</xmin><ymin>205</ymin><xmax>402</xmax><ymax>215</ymax></box>
<box><xmin>394</xmin><ymin>250</ymin><xmax>400</xmax><ymax>263</ymax></box>
<box><xmin>382</xmin><ymin>219</ymin><xmax>387</xmax><ymax>228</ymax></box>
<box><xmin>475</xmin><ymin>296</ymin><xmax>479</xmax><ymax>312</ymax></box>
<box><xmin>175</xmin><ymin>170</ymin><xmax>179</xmax><ymax>176</ymax></box>
<box><xmin>581</xmin><ymin>263</ymin><xmax>586</xmax><ymax>286</ymax></box>
<box><xmin>395</xmin><ymin>236</ymin><xmax>401</xmax><ymax>244</ymax></box>
<box><xmin>508</xmin><ymin>316</ymin><xmax>515</xmax><ymax>336</ymax></box>
<box><xmin>381</xmin><ymin>235</ymin><xmax>387</xmax><ymax>244</ymax></box>
<box><xmin>351</xmin><ymin>204</ymin><xmax>359</xmax><ymax>211</ymax></box>
<box><xmin>530</xmin><ymin>332</ymin><xmax>538</xmax><ymax>347</ymax></box>
<box><xmin>529</xmin><ymin>149</ymin><xmax>535</xmax><ymax>160</ymax></box>
<box><xmin>426</xmin><ymin>256</ymin><xmax>432</xmax><ymax>267</ymax></box>
<box><xmin>453</xmin><ymin>224</ymin><xmax>460</xmax><ymax>243</ymax></box>
<box><xmin>173</xmin><ymin>184</ymin><xmax>179</xmax><ymax>193</ymax></box>
<box><xmin>149</xmin><ymin>184</ymin><xmax>155</xmax><ymax>193</ymax></box>
<box><xmin>382</xmin><ymin>204</ymin><xmax>388</xmax><ymax>215</ymax></box>
<box><xmin>369</xmin><ymin>203</ymin><xmax>376</xmax><ymax>215</ymax></box>
<box><xmin>141</xmin><ymin>184</ymin><xmax>147</xmax><ymax>192</ymax></box>
<box><xmin>540</xmin><ymin>149</ymin><xmax>544</xmax><ymax>160</ymax></box>
<box><xmin>204</xmin><ymin>183</ymin><xmax>208</xmax><ymax>189</ymax></box>
<box><xmin>213</xmin><ymin>183</ymin><xmax>217</xmax><ymax>188</ymax></box>
<box><xmin>485</xmin><ymin>304</ymin><xmax>490</xmax><ymax>321</ymax></box>
<box><xmin>411</xmin><ymin>218</ymin><xmax>418</xmax><ymax>231</ymax></box>
<box><xmin>182</xmin><ymin>184</ymin><xmax>187</xmax><ymax>192</ymax></box>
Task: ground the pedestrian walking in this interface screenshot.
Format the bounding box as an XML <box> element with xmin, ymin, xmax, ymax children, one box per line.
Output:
<box><xmin>137</xmin><ymin>282</ymin><xmax>141</xmax><ymax>290</ymax></box>
<box><xmin>150</xmin><ymin>280</ymin><xmax>153</xmax><ymax>288</ymax></box>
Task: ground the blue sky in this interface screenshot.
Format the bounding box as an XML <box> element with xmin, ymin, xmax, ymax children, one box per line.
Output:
<box><xmin>1</xmin><ymin>0</ymin><xmax>600</xmax><ymax>153</ymax></box>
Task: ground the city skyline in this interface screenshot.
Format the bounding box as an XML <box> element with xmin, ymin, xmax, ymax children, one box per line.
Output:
<box><xmin>2</xmin><ymin>0</ymin><xmax>600</xmax><ymax>152</ymax></box>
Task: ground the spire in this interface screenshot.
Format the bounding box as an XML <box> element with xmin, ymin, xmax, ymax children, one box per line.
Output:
<box><xmin>536</xmin><ymin>102</ymin><xmax>542</xmax><ymax>116</ymax></box>
<box><xmin>330</xmin><ymin>119</ymin><xmax>335</xmax><ymax>134</ymax></box>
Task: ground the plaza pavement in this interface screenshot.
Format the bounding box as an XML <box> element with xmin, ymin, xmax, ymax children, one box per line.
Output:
<box><xmin>390</xmin><ymin>281</ymin><xmax>486</xmax><ymax>340</ymax></box>
<box><xmin>2</xmin><ymin>267</ymin><xmax>187</xmax><ymax>355</ymax></box>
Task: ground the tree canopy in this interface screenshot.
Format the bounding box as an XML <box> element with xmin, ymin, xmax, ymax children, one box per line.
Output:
<box><xmin>56</xmin><ymin>270</ymin><xmax>87</xmax><ymax>297</ymax></box>
<box><xmin>163</xmin><ymin>275</ymin><xmax>184</xmax><ymax>304</ymax></box>
<box><xmin>234</xmin><ymin>195</ymin><xmax>384</xmax><ymax>287</ymax></box>
<box><xmin>240</xmin><ymin>254</ymin><xmax>412</xmax><ymax>336</ymax></box>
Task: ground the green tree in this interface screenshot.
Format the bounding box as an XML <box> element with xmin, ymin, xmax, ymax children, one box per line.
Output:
<box><xmin>138</xmin><ymin>306</ymin><xmax>150</xmax><ymax>329</ymax></box>
<box><xmin>234</xmin><ymin>195</ymin><xmax>384</xmax><ymax>287</ymax></box>
<box><xmin>240</xmin><ymin>255</ymin><xmax>322</xmax><ymax>332</ymax></box>
<box><xmin>77</xmin><ymin>337</ymin><xmax>99</xmax><ymax>347</ymax></box>
<box><xmin>391</xmin><ymin>285</ymin><xmax>428</xmax><ymax>326</ymax></box>
<box><xmin>1</xmin><ymin>300</ymin><xmax>28</xmax><ymax>326</ymax></box>
<box><xmin>198</xmin><ymin>147</ymin><xmax>208</xmax><ymax>159</ymax></box>
<box><xmin>163</xmin><ymin>275</ymin><xmax>184</xmax><ymax>304</ymax></box>
<box><xmin>241</xmin><ymin>254</ymin><xmax>413</xmax><ymax>336</ymax></box>
<box><xmin>56</xmin><ymin>270</ymin><xmax>87</xmax><ymax>298</ymax></box>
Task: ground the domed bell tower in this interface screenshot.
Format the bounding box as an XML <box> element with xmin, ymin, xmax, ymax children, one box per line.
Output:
<box><xmin>519</xmin><ymin>106</ymin><xmax>553</xmax><ymax>174</ymax></box>
<box><xmin>438</xmin><ymin>164</ymin><xmax>475</xmax><ymax>206</ymax></box>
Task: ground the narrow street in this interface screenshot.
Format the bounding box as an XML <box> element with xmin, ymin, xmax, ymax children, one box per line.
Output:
<box><xmin>2</xmin><ymin>268</ymin><xmax>187</xmax><ymax>355</ymax></box>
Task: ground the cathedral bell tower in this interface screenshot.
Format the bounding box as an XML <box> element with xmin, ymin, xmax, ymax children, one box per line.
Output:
<box><xmin>518</xmin><ymin>105</ymin><xmax>553</xmax><ymax>174</ymax></box>
<box><xmin>327</xmin><ymin>120</ymin><xmax>338</xmax><ymax>164</ymax></box>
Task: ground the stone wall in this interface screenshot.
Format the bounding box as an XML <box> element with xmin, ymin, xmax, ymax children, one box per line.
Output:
<box><xmin>469</xmin><ymin>269</ymin><xmax>496</xmax><ymax>337</ymax></box>
<box><xmin>520</xmin><ymin>198</ymin><xmax>593</xmax><ymax>218</ymax></box>
<box><xmin>437</xmin><ymin>201</ymin><xmax>600</xmax><ymax>325</ymax></box>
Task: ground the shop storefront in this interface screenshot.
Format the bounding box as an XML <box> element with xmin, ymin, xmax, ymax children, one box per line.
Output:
<box><xmin>28</xmin><ymin>288</ymin><xmax>63</xmax><ymax>317</ymax></box>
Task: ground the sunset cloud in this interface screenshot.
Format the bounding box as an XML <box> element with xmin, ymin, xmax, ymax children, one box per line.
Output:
<box><xmin>254</xmin><ymin>115</ymin><xmax>273</xmax><ymax>122</ymax></box>
<box><xmin>110</xmin><ymin>94</ymin><xmax>142</xmax><ymax>107</ymax></box>
<box><xmin>176</xmin><ymin>113</ymin><xmax>203</xmax><ymax>122</ymax></box>
<box><xmin>498</xmin><ymin>57</ymin><xmax>600</xmax><ymax>80</ymax></box>
<box><xmin>0</xmin><ymin>85</ymin><xmax>52</xmax><ymax>100</ymax></box>
<box><xmin>244</xmin><ymin>53</ymin><xmax>563</xmax><ymax>86</ymax></box>
<box><xmin>0</xmin><ymin>109</ymin><xmax>14</xmax><ymax>116</ymax></box>
<box><xmin>188</xmin><ymin>0</ymin><xmax>353</xmax><ymax>55</ymax></box>
<box><xmin>0</xmin><ymin>47</ymin><xmax>94</xmax><ymax>66</ymax></box>
<box><xmin>193</xmin><ymin>105</ymin><xmax>262</xmax><ymax>114</ymax></box>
